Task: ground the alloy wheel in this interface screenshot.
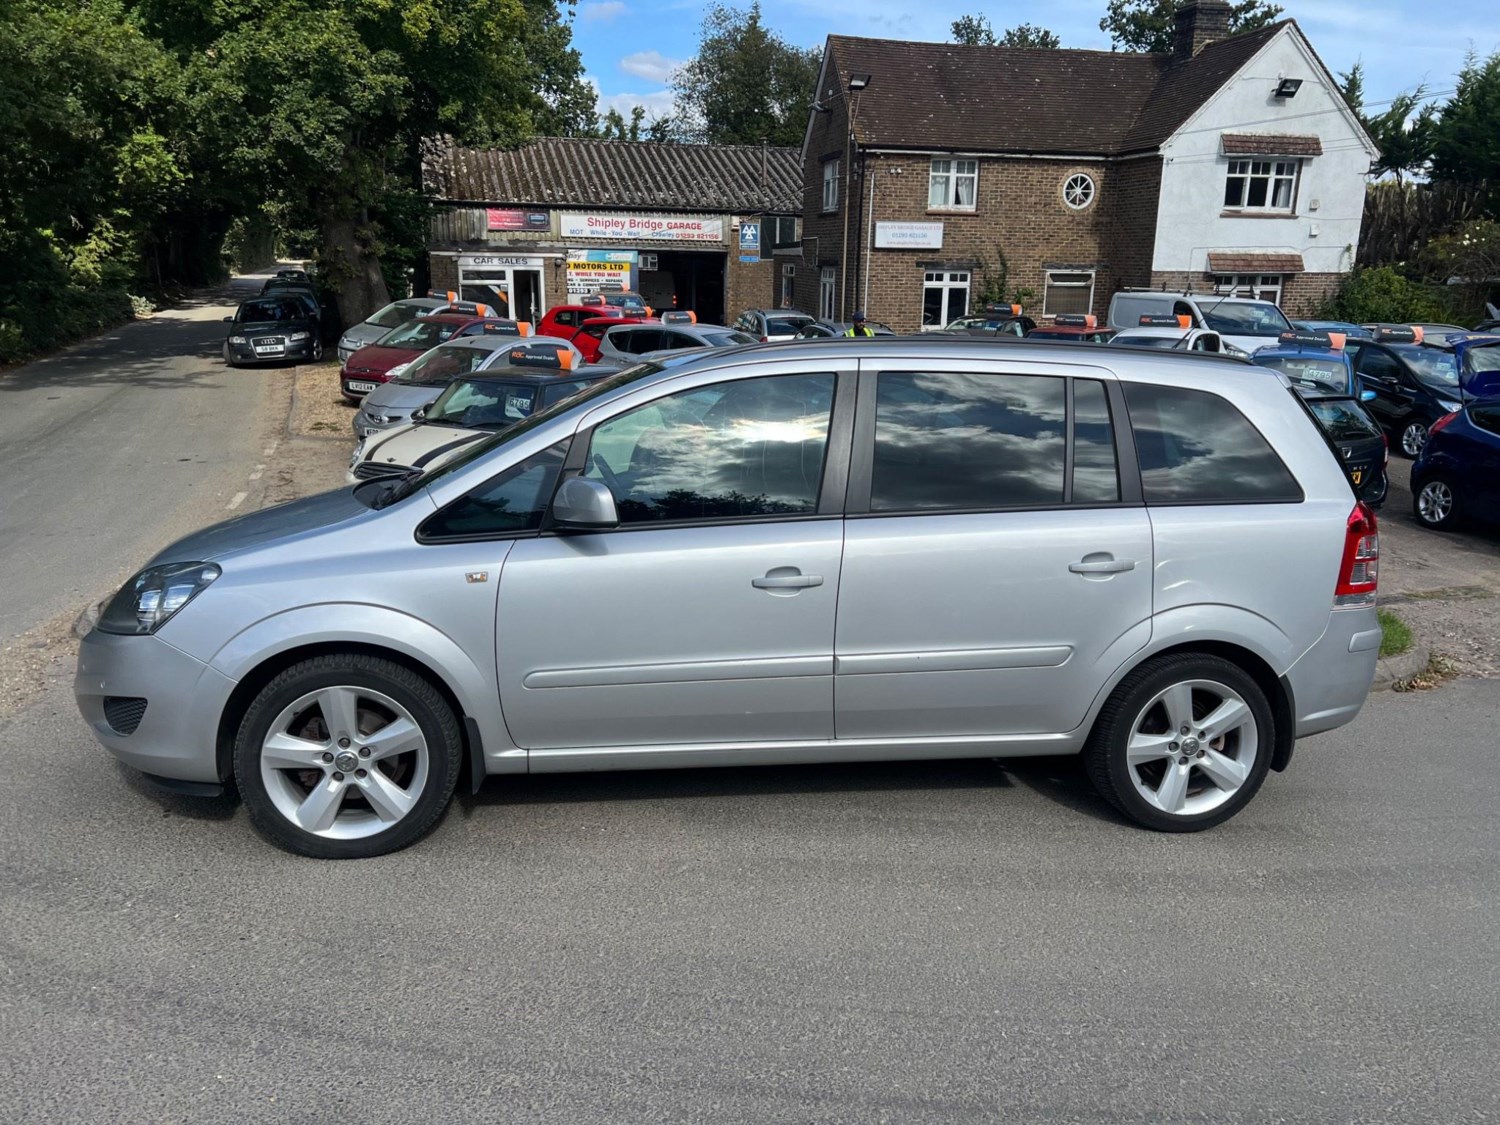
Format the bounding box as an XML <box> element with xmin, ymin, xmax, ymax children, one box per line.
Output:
<box><xmin>1401</xmin><ymin>421</ymin><xmax>1428</xmax><ymax>457</ymax></box>
<box><xmin>1125</xmin><ymin>679</ymin><xmax>1258</xmax><ymax>817</ymax></box>
<box><xmin>1418</xmin><ymin>480</ymin><xmax>1454</xmax><ymax>525</ymax></box>
<box><xmin>258</xmin><ymin>685</ymin><xmax>430</xmax><ymax>840</ymax></box>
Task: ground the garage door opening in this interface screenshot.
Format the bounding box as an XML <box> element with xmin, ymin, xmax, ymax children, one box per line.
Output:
<box><xmin>636</xmin><ymin>251</ymin><xmax>726</xmax><ymax>326</ymax></box>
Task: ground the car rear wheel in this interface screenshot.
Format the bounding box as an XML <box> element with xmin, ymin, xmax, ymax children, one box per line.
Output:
<box><xmin>1414</xmin><ymin>475</ymin><xmax>1461</xmax><ymax>531</ymax></box>
<box><xmin>1399</xmin><ymin>419</ymin><xmax>1428</xmax><ymax>458</ymax></box>
<box><xmin>234</xmin><ymin>654</ymin><xmax>462</xmax><ymax>858</ymax></box>
<box><xmin>1083</xmin><ymin>653</ymin><xmax>1273</xmax><ymax>832</ymax></box>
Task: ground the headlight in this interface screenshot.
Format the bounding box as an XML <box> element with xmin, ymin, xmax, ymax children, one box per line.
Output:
<box><xmin>288</xmin><ymin>331</ymin><xmax>311</xmax><ymax>342</ymax></box>
<box><xmin>97</xmin><ymin>562</ymin><xmax>221</xmax><ymax>635</ymax></box>
<box><xmin>229</xmin><ymin>335</ymin><xmax>247</xmax><ymax>344</ymax></box>
<box><xmin>1439</xmin><ymin>399</ymin><xmax>1461</xmax><ymax>413</ymax></box>
<box><xmin>350</xmin><ymin>439</ymin><xmax>366</xmax><ymax>467</ymax></box>
<box><xmin>387</xmin><ymin>362</ymin><xmax>410</xmax><ymax>377</ymax></box>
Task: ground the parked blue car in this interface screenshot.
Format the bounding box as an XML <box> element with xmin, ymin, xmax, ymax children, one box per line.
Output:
<box><xmin>1410</xmin><ymin>400</ymin><xmax>1500</xmax><ymax>531</ymax></box>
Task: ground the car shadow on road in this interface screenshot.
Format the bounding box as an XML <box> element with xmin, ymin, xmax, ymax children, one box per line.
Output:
<box><xmin>117</xmin><ymin>763</ymin><xmax>240</xmax><ymax>822</ymax></box>
<box><xmin>458</xmin><ymin>754</ymin><xmax>1130</xmax><ymax>826</ymax></box>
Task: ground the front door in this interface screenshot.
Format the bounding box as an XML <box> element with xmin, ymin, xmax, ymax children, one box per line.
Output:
<box><xmin>1353</xmin><ymin>344</ymin><xmax>1410</xmax><ymax>429</ymax></box>
<box><xmin>835</xmin><ymin>365</ymin><xmax>1153</xmax><ymax>739</ymax></box>
<box><xmin>496</xmin><ymin>368</ymin><xmax>847</xmax><ymax>750</ymax></box>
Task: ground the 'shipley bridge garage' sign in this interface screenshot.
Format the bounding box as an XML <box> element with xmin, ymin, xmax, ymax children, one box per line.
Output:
<box><xmin>560</xmin><ymin>212</ymin><xmax>724</xmax><ymax>243</ymax></box>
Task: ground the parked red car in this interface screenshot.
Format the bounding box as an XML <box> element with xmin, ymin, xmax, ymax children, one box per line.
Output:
<box><xmin>535</xmin><ymin>304</ymin><xmax>630</xmax><ymax>340</ymax></box>
<box><xmin>340</xmin><ymin>314</ymin><xmax>529</xmax><ymax>401</ymax></box>
<box><xmin>1026</xmin><ymin>313</ymin><xmax>1117</xmax><ymax>344</ymax></box>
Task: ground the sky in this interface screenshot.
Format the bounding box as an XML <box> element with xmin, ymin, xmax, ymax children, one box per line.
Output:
<box><xmin>570</xmin><ymin>0</ymin><xmax>1499</xmax><ymax>127</ymax></box>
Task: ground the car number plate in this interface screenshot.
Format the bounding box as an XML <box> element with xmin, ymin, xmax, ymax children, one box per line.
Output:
<box><xmin>254</xmin><ymin>344</ymin><xmax>284</xmax><ymax>354</ymax></box>
<box><xmin>346</xmin><ymin>381</ymin><xmax>377</xmax><ymax>393</ymax></box>
<box><xmin>1350</xmin><ymin>469</ymin><xmax>1363</xmax><ymax>485</ymax></box>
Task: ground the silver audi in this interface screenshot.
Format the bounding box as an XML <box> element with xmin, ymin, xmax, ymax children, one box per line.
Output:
<box><xmin>76</xmin><ymin>338</ymin><xmax>1381</xmax><ymax>857</ymax></box>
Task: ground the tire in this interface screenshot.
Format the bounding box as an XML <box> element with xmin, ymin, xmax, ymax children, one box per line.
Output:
<box><xmin>1398</xmin><ymin>418</ymin><xmax>1428</xmax><ymax>458</ymax></box>
<box><xmin>1083</xmin><ymin>653</ymin><xmax>1274</xmax><ymax>832</ymax></box>
<box><xmin>1413</xmin><ymin>474</ymin><xmax>1462</xmax><ymax>531</ymax></box>
<box><xmin>233</xmin><ymin>654</ymin><xmax>462</xmax><ymax>858</ymax></box>
<box><xmin>224</xmin><ymin>344</ymin><xmax>238</xmax><ymax>368</ymax></box>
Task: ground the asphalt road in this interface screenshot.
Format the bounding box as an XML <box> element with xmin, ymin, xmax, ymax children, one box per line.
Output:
<box><xmin>1</xmin><ymin>302</ymin><xmax>1497</xmax><ymax>1121</ymax></box>
<box><xmin>0</xmin><ymin>275</ymin><xmax>280</xmax><ymax>641</ymax></box>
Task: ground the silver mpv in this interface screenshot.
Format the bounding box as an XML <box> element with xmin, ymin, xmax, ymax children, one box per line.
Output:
<box><xmin>76</xmin><ymin>339</ymin><xmax>1382</xmax><ymax>857</ymax></box>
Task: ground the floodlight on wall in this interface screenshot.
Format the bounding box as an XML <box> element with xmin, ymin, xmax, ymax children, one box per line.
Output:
<box><xmin>1273</xmin><ymin>78</ymin><xmax>1303</xmax><ymax>99</ymax></box>
<box><xmin>848</xmin><ymin>74</ymin><xmax>872</xmax><ymax>91</ymax></box>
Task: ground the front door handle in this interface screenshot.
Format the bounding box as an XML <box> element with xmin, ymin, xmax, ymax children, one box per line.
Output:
<box><xmin>1069</xmin><ymin>556</ymin><xmax>1136</xmax><ymax>575</ymax></box>
<box><xmin>753</xmin><ymin>567</ymin><xmax>823</xmax><ymax>591</ymax></box>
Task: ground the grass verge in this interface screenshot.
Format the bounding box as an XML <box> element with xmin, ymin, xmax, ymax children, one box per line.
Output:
<box><xmin>1378</xmin><ymin>609</ymin><xmax>1413</xmax><ymax>658</ymax></box>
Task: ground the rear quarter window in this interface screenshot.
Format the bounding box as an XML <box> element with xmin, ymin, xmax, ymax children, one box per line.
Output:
<box><xmin>1123</xmin><ymin>383</ymin><xmax>1303</xmax><ymax>504</ymax></box>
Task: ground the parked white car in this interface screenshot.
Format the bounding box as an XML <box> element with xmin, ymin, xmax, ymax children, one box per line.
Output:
<box><xmin>1112</xmin><ymin>316</ymin><xmax>1248</xmax><ymax>357</ymax></box>
<box><xmin>1108</xmin><ymin>291</ymin><xmax>1291</xmax><ymax>355</ymax></box>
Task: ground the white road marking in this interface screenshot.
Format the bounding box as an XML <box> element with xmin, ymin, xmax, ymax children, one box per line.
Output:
<box><xmin>227</xmin><ymin>491</ymin><xmax>248</xmax><ymax>510</ymax></box>
<box><xmin>248</xmin><ymin>464</ymin><xmax>264</xmax><ymax>481</ymax></box>
<box><xmin>264</xmin><ymin>442</ymin><xmax>278</xmax><ymax>457</ymax></box>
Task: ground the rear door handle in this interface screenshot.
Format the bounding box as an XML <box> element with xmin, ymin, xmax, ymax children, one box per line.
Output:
<box><xmin>1070</xmin><ymin>556</ymin><xmax>1136</xmax><ymax>575</ymax></box>
<box><xmin>753</xmin><ymin>568</ymin><xmax>823</xmax><ymax>590</ymax></box>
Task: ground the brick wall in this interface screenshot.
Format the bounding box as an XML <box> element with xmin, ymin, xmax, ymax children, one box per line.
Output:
<box><xmin>796</xmin><ymin>92</ymin><xmax>852</xmax><ymax>318</ymax></box>
<box><xmin>726</xmin><ymin>253</ymin><xmax>777</xmax><ymax>323</ymax></box>
<box><xmin>1148</xmin><ymin>270</ymin><xmax>1343</xmax><ymax>318</ymax></box>
<box><xmin>798</xmin><ymin>144</ymin><xmax>1165</xmax><ymax>333</ymax></box>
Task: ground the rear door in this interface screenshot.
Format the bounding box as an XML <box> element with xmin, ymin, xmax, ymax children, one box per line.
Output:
<box><xmin>834</xmin><ymin>360</ymin><xmax>1153</xmax><ymax>739</ymax></box>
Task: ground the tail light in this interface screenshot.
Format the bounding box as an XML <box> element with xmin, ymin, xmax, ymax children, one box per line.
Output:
<box><xmin>760</xmin><ymin>335</ymin><xmax>769</xmax><ymax>343</ymax></box>
<box><xmin>1429</xmin><ymin>411</ymin><xmax>1458</xmax><ymax>436</ymax></box>
<box><xmin>1334</xmin><ymin>502</ymin><xmax>1379</xmax><ymax>608</ymax></box>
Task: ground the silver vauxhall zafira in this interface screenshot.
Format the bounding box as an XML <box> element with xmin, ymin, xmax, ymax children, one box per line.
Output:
<box><xmin>77</xmin><ymin>337</ymin><xmax>1381</xmax><ymax>857</ymax></box>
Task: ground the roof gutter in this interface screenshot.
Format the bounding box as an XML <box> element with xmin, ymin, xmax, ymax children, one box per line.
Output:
<box><xmin>860</xmin><ymin>147</ymin><xmax>1164</xmax><ymax>163</ymax></box>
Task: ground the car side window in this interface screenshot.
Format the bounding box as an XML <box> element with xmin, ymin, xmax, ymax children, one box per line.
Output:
<box><xmin>554</xmin><ymin>310</ymin><xmax>577</xmax><ymax>328</ymax></box>
<box><xmin>667</xmin><ymin>331</ymin><xmax>701</xmax><ymax>350</ymax></box>
<box><xmin>1123</xmin><ymin>383</ymin><xmax>1302</xmax><ymax>504</ymax></box>
<box><xmin>1469</xmin><ymin>406</ymin><xmax>1500</xmax><ymax>436</ymax></box>
<box><xmin>1357</xmin><ymin>347</ymin><xmax>1400</xmax><ymax>381</ymax></box>
<box><xmin>539</xmin><ymin>378</ymin><xmax>589</xmax><ymax>406</ymax></box>
<box><xmin>869</xmin><ymin>372</ymin><xmax>1067</xmax><ymax>510</ymax></box>
<box><xmin>1072</xmin><ymin>379</ymin><xmax>1120</xmax><ymax>504</ymax></box>
<box><xmin>582</xmin><ymin>372</ymin><xmax>836</xmax><ymax>524</ymax></box>
<box><xmin>419</xmin><ymin>441</ymin><xmax>568</xmax><ymax>541</ymax></box>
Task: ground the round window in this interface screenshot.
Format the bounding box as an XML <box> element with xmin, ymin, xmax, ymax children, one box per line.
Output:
<box><xmin>1063</xmin><ymin>173</ymin><xmax>1096</xmax><ymax>210</ymax></box>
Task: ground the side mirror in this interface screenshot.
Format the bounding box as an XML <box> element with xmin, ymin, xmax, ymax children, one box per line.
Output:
<box><xmin>1361</xmin><ymin>389</ymin><xmax>1376</xmax><ymax>402</ymax></box>
<box><xmin>411</xmin><ymin>407</ymin><xmax>427</xmax><ymax>422</ymax></box>
<box><xmin>552</xmin><ymin>477</ymin><xmax>619</xmax><ymax>529</ymax></box>
<box><xmin>222</xmin><ymin>316</ymin><xmax>232</xmax><ymax>323</ymax></box>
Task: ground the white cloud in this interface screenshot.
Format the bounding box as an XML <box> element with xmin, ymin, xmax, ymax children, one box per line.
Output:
<box><xmin>581</xmin><ymin>1</ymin><xmax>627</xmax><ymax>22</ymax></box>
<box><xmin>595</xmin><ymin>87</ymin><xmax>677</xmax><ymax>122</ymax></box>
<box><xmin>620</xmin><ymin>50</ymin><xmax>684</xmax><ymax>84</ymax></box>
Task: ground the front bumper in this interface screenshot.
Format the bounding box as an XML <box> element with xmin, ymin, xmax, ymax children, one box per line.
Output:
<box><xmin>75</xmin><ymin>630</ymin><xmax>237</xmax><ymax>784</ymax></box>
<box><xmin>1284</xmin><ymin>605</ymin><xmax>1381</xmax><ymax>739</ymax></box>
<box><xmin>228</xmin><ymin>339</ymin><xmax>317</xmax><ymax>364</ymax></box>
<box><xmin>340</xmin><ymin>372</ymin><xmax>391</xmax><ymax>400</ymax></box>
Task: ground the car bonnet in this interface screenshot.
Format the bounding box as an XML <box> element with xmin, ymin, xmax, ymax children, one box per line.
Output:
<box><xmin>361</xmin><ymin>381</ymin><xmax>445</xmax><ymax>412</ymax></box>
<box><xmin>144</xmin><ymin>489</ymin><xmax>373</xmax><ymax>566</ymax></box>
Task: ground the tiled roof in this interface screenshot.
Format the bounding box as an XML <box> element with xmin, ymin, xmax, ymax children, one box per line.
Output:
<box><xmin>1207</xmin><ymin>252</ymin><xmax>1305</xmax><ymax>272</ymax></box>
<box><xmin>1221</xmin><ymin>133</ymin><xmax>1324</xmax><ymax>156</ymax></box>
<box><xmin>422</xmin><ymin>136</ymin><xmax>803</xmax><ymax>213</ymax></box>
<box><xmin>826</xmin><ymin>23</ymin><xmax>1286</xmax><ymax>157</ymax></box>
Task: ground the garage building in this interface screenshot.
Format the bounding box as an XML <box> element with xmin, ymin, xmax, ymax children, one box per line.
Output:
<box><xmin>423</xmin><ymin>136</ymin><xmax>802</xmax><ymax>327</ymax></box>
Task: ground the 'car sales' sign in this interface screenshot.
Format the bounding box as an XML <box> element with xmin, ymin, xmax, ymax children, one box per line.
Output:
<box><xmin>560</xmin><ymin>212</ymin><xmax>725</xmax><ymax>243</ymax></box>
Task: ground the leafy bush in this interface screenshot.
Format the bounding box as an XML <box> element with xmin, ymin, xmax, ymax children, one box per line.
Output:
<box><xmin>1319</xmin><ymin>266</ymin><xmax>1454</xmax><ymax>324</ymax></box>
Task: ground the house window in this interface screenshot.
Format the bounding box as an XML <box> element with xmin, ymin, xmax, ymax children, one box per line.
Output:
<box><xmin>928</xmin><ymin>158</ymin><xmax>978</xmax><ymax>210</ymax></box>
<box><xmin>1223</xmin><ymin>160</ymin><xmax>1298</xmax><ymax>211</ymax></box>
<box><xmin>921</xmin><ymin>271</ymin><xmax>970</xmax><ymax>329</ymax></box>
<box><xmin>1043</xmin><ymin>270</ymin><xmax>1096</xmax><ymax>317</ymax></box>
<box><xmin>1062</xmin><ymin>173</ymin><xmax>1096</xmax><ymax>210</ymax></box>
<box><xmin>1214</xmin><ymin>274</ymin><xmax>1284</xmax><ymax>304</ymax></box>
<box><xmin>781</xmin><ymin>264</ymin><xmax>796</xmax><ymax>309</ymax></box>
<box><xmin>768</xmin><ymin>216</ymin><xmax>799</xmax><ymax>247</ymax></box>
<box><xmin>822</xmin><ymin>160</ymin><xmax>840</xmax><ymax>212</ymax></box>
<box><xmin>819</xmin><ymin>267</ymin><xmax>836</xmax><ymax>319</ymax></box>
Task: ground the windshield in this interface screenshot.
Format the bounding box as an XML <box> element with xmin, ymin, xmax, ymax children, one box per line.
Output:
<box><xmin>427</xmin><ymin>380</ymin><xmax>540</xmax><ymax>428</ymax></box>
<box><xmin>377</xmin><ymin>320</ymin><xmax>458</xmax><ymax>349</ymax></box>
<box><xmin>368</xmin><ymin>301</ymin><xmax>431</xmax><ymax>330</ymax></box>
<box><xmin>1306</xmin><ymin>398</ymin><xmax>1380</xmax><ymax>441</ymax></box>
<box><xmin>1200</xmin><ymin>301</ymin><xmax>1292</xmax><ymax>337</ymax></box>
<box><xmin>701</xmin><ymin>330</ymin><xmax>757</xmax><ymax>346</ymax></box>
<box><xmin>238</xmin><ymin>300</ymin><xmax>304</xmax><ymax>323</ymax></box>
<box><xmin>1396</xmin><ymin>345</ymin><xmax>1461</xmax><ymax>389</ymax></box>
<box><xmin>1255</xmin><ymin>355</ymin><xmax>1350</xmax><ymax>394</ymax></box>
<box><xmin>395</xmin><ymin>344</ymin><xmax>502</xmax><ymax>386</ymax></box>
<box><xmin>369</xmin><ymin>361</ymin><xmax>667</xmax><ymax>509</ymax></box>
<box><xmin>766</xmin><ymin>316</ymin><xmax>814</xmax><ymax>335</ymax></box>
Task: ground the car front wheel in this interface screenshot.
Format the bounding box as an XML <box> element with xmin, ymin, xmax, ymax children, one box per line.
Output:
<box><xmin>1399</xmin><ymin>419</ymin><xmax>1428</xmax><ymax>458</ymax></box>
<box><xmin>234</xmin><ymin>654</ymin><xmax>462</xmax><ymax>858</ymax></box>
<box><xmin>1083</xmin><ymin>653</ymin><xmax>1273</xmax><ymax>832</ymax></box>
<box><xmin>1414</xmin><ymin>475</ymin><xmax>1461</xmax><ymax>530</ymax></box>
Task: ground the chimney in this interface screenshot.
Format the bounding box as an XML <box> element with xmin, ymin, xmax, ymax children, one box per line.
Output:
<box><xmin>1173</xmin><ymin>0</ymin><xmax>1231</xmax><ymax>61</ymax></box>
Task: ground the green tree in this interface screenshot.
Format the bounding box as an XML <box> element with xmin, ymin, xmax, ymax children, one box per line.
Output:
<box><xmin>1430</xmin><ymin>50</ymin><xmax>1500</xmax><ymax>213</ymax></box>
<box><xmin>671</xmin><ymin>2</ymin><xmax>821</xmax><ymax>146</ymax></box>
<box><xmin>951</xmin><ymin>14</ymin><xmax>996</xmax><ymax>45</ymax></box>
<box><xmin>1100</xmin><ymin>0</ymin><xmax>1282</xmax><ymax>54</ymax></box>
<box><xmin>1338</xmin><ymin>62</ymin><xmax>1434</xmax><ymax>183</ymax></box>
<box><xmin>598</xmin><ymin>105</ymin><xmax>672</xmax><ymax>142</ymax></box>
<box><xmin>1000</xmin><ymin>23</ymin><xmax>1061</xmax><ymax>48</ymax></box>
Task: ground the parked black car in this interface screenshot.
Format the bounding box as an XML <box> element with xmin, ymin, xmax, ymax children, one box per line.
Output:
<box><xmin>1350</xmin><ymin>328</ymin><xmax>1465</xmax><ymax>457</ymax></box>
<box><xmin>223</xmin><ymin>296</ymin><xmax>322</xmax><ymax>366</ymax></box>
<box><xmin>1410</xmin><ymin>401</ymin><xmax>1500</xmax><ymax>531</ymax></box>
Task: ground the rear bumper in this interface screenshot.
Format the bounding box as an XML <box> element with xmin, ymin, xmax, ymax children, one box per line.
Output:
<box><xmin>75</xmin><ymin>630</ymin><xmax>236</xmax><ymax>784</ymax></box>
<box><xmin>1284</xmin><ymin>606</ymin><xmax>1381</xmax><ymax>739</ymax></box>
